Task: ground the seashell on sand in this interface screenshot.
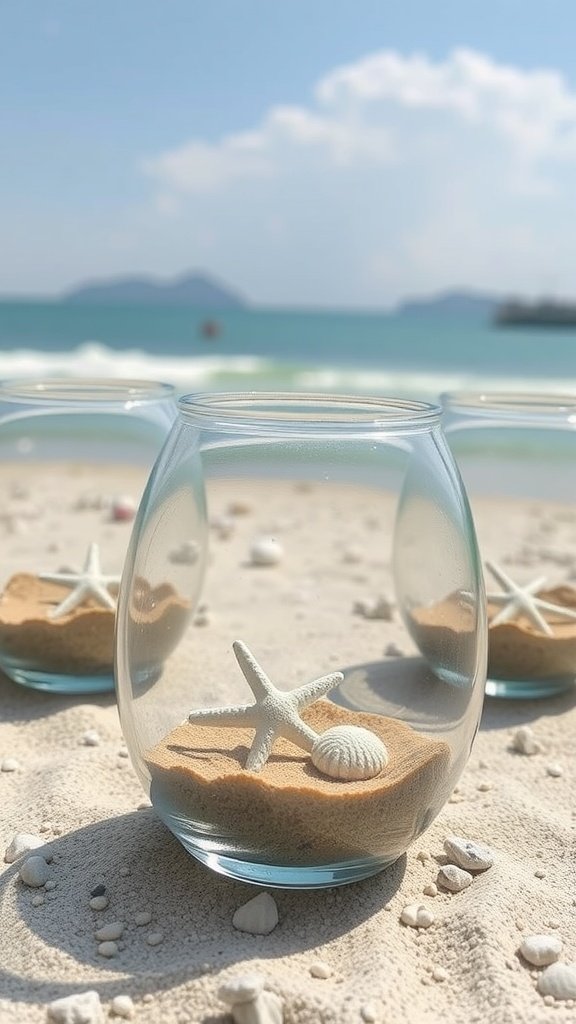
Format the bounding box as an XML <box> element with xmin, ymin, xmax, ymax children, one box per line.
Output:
<box><xmin>232</xmin><ymin>892</ymin><xmax>279</xmax><ymax>935</ymax></box>
<box><xmin>311</xmin><ymin>725</ymin><xmax>389</xmax><ymax>781</ymax></box>
<box><xmin>537</xmin><ymin>962</ymin><xmax>576</xmax><ymax>1000</ymax></box>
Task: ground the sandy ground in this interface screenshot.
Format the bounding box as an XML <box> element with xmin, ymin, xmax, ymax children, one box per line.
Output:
<box><xmin>0</xmin><ymin>467</ymin><xmax>575</xmax><ymax>1024</ymax></box>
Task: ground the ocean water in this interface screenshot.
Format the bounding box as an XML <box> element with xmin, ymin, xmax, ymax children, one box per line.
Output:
<box><xmin>1</xmin><ymin>300</ymin><xmax>576</xmax><ymax>400</ymax></box>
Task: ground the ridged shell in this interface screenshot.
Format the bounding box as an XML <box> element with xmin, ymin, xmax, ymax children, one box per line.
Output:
<box><xmin>310</xmin><ymin>725</ymin><xmax>389</xmax><ymax>780</ymax></box>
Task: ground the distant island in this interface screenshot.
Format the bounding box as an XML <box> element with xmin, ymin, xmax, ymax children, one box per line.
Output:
<box><xmin>63</xmin><ymin>271</ymin><xmax>247</xmax><ymax>309</ymax></box>
<box><xmin>392</xmin><ymin>290</ymin><xmax>499</xmax><ymax>322</ymax></box>
<box><xmin>494</xmin><ymin>298</ymin><xmax>576</xmax><ymax>327</ymax></box>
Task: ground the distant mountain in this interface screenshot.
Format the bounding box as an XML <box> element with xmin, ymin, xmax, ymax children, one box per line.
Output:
<box><xmin>393</xmin><ymin>290</ymin><xmax>499</xmax><ymax>321</ymax></box>
<box><xmin>62</xmin><ymin>271</ymin><xmax>247</xmax><ymax>308</ymax></box>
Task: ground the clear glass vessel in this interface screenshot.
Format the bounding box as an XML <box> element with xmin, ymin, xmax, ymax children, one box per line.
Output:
<box><xmin>116</xmin><ymin>392</ymin><xmax>487</xmax><ymax>889</ymax></box>
<box><xmin>442</xmin><ymin>391</ymin><xmax>576</xmax><ymax>699</ymax></box>
<box><xmin>0</xmin><ymin>378</ymin><xmax>176</xmax><ymax>694</ymax></box>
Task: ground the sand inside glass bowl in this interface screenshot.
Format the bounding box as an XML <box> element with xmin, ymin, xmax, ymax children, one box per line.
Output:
<box><xmin>410</xmin><ymin>586</ymin><xmax>576</xmax><ymax>681</ymax></box>
<box><xmin>0</xmin><ymin>574</ymin><xmax>190</xmax><ymax>675</ymax></box>
<box><xmin>147</xmin><ymin>701</ymin><xmax>451</xmax><ymax>865</ymax></box>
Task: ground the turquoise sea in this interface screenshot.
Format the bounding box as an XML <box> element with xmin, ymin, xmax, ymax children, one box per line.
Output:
<box><xmin>1</xmin><ymin>301</ymin><xmax>576</xmax><ymax>400</ymax></box>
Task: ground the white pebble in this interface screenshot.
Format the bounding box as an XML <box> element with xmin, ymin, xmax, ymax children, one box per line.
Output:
<box><xmin>90</xmin><ymin>895</ymin><xmax>109</xmax><ymax>911</ymax></box>
<box><xmin>477</xmin><ymin>781</ymin><xmax>493</xmax><ymax>792</ymax></box>
<box><xmin>168</xmin><ymin>540</ymin><xmax>199</xmax><ymax>565</ymax></box>
<box><xmin>46</xmin><ymin>990</ymin><xmax>104</xmax><ymax>1023</ymax></box>
<box><xmin>212</xmin><ymin>513</ymin><xmax>235</xmax><ymax>539</ymax></box>
<box><xmin>512</xmin><ymin>726</ymin><xmax>542</xmax><ymax>755</ymax></box>
<box><xmin>309</xmin><ymin>960</ymin><xmax>332</xmax><ymax>979</ymax></box>
<box><xmin>360</xmin><ymin>1004</ymin><xmax>378</xmax><ymax>1023</ymax></box>
<box><xmin>437</xmin><ymin>864</ymin><xmax>473</xmax><ymax>892</ymax></box>
<box><xmin>44</xmin><ymin>879</ymin><xmax>57</xmax><ymax>891</ymax></box>
<box><xmin>110</xmin><ymin>994</ymin><xmax>135</xmax><ymax>1019</ymax></box>
<box><xmin>1</xmin><ymin>757</ymin><xmax>20</xmax><ymax>772</ymax></box>
<box><xmin>400</xmin><ymin>903</ymin><xmax>435</xmax><ymax>928</ymax></box>
<box><xmin>4</xmin><ymin>832</ymin><xmax>47</xmax><ymax>864</ymax></box>
<box><xmin>31</xmin><ymin>894</ymin><xmax>45</xmax><ymax>907</ymax></box>
<box><xmin>423</xmin><ymin>883</ymin><xmax>438</xmax><ymax>897</ymax></box>
<box><xmin>249</xmin><ymin>536</ymin><xmax>284</xmax><ymax>566</ymax></box>
<box><xmin>98</xmin><ymin>941</ymin><xmax>118</xmax><ymax>958</ymax></box>
<box><xmin>19</xmin><ymin>855</ymin><xmax>51</xmax><ymax>887</ymax></box>
<box><xmin>353</xmin><ymin>596</ymin><xmax>394</xmax><ymax>620</ymax></box>
<box><xmin>537</xmin><ymin>963</ymin><xmax>576</xmax><ymax>1000</ymax></box>
<box><xmin>95</xmin><ymin>921</ymin><xmax>124</xmax><ymax>941</ymax></box>
<box><xmin>546</xmin><ymin>763</ymin><xmax>564</xmax><ymax>777</ymax></box>
<box><xmin>134</xmin><ymin>910</ymin><xmax>152</xmax><ymax>926</ymax></box>
<box><xmin>232</xmin><ymin>892</ymin><xmax>279</xmax><ymax>935</ymax></box>
<box><xmin>146</xmin><ymin>931</ymin><xmax>164</xmax><ymax>946</ymax></box>
<box><xmin>384</xmin><ymin>641</ymin><xmax>403</xmax><ymax>657</ymax></box>
<box><xmin>80</xmin><ymin>728</ymin><xmax>101</xmax><ymax>747</ymax></box>
<box><xmin>218</xmin><ymin>973</ymin><xmax>265</xmax><ymax>1005</ymax></box>
<box><xmin>443</xmin><ymin>835</ymin><xmax>494</xmax><ymax>872</ymax></box>
<box><xmin>520</xmin><ymin>934</ymin><xmax>563</xmax><ymax>967</ymax></box>
<box><xmin>432</xmin><ymin>966</ymin><xmax>448</xmax><ymax>982</ymax></box>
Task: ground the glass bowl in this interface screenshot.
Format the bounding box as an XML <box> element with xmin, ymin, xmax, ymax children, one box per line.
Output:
<box><xmin>115</xmin><ymin>392</ymin><xmax>487</xmax><ymax>888</ymax></box>
<box><xmin>442</xmin><ymin>390</ymin><xmax>576</xmax><ymax>699</ymax></box>
<box><xmin>0</xmin><ymin>378</ymin><xmax>176</xmax><ymax>694</ymax></box>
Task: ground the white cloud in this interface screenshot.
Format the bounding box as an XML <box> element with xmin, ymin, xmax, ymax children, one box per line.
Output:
<box><xmin>141</xmin><ymin>48</ymin><xmax>576</xmax><ymax>305</ymax></box>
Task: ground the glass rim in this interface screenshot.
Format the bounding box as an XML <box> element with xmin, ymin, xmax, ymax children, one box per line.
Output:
<box><xmin>441</xmin><ymin>390</ymin><xmax>576</xmax><ymax>421</ymax></box>
<box><xmin>0</xmin><ymin>377</ymin><xmax>175</xmax><ymax>404</ymax></box>
<box><xmin>177</xmin><ymin>391</ymin><xmax>442</xmax><ymax>433</ymax></box>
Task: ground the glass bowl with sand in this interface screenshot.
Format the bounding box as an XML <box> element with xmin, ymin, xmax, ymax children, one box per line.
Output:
<box><xmin>115</xmin><ymin>393</ymin><xmax>487</xmax><ymax>888</ymax></box>
<box><xmin>442</xmin><ymin>390</ymin><xmax>576</xmax><ymax>699</ymax></box>
<box><xmin>0</xmin><ymin>378</ymin><xmax>176</xmax><ymax>694</ymax></box>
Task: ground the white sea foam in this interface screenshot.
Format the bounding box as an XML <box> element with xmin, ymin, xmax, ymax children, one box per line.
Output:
<box><xmin>0</xmin><ymin>341</ymin><xmax>572</xmax><ymax>403</ymax></box>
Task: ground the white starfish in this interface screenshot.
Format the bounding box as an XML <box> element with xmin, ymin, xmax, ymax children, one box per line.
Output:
<box><xmin>485</xmin><ymin>560</ymin><xmax>576</xmax><ymax>637</ymax></box>
<box><xmin>188</xmin><ymin>640</ymin><xmax>343</xmax><ymax>771</ymax></box>
<box><xmin>40</xmin><ymin>541</ymin><xmax>121</xmax><ymax>620</ymax></box>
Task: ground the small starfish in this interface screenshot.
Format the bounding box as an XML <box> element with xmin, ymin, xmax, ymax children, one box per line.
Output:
<box><xmin>485</xmin><ymin>560</ymin><xmax>576</xmax><ymax>637</ymax></box>
<box><xmin>188</xmin><ymin>640</ymin><xmax>343</xmax><ymax>771</ymax></box>
<box><xmin>40</xmin><ymin>541</ymin><xmax>121</xmax><ymax>620</ymax></box>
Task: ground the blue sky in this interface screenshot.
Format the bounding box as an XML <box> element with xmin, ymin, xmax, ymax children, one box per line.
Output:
<box><xmin>3</xmin><ymin>0</ymin><xmax>576</xmax><ymax>307</ymax></box>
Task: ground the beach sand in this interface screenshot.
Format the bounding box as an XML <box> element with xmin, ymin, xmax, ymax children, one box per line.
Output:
<box><xmin>0</xmin><ymin>471</ymin><xmax>575</xmax><ymax>1023</ymax></box>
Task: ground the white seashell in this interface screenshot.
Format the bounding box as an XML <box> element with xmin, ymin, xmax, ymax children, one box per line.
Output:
<box><xmin>46</xmin><ymin>991</ymin><xmax>104</xmax><ymax>1023</ymax></box>
<box><xmin>443</xmin><ymin>835</ymin><xmax>494</xmax><ymax>872</ymax></box>
<box><xmin>437</xmin><ymin>864</ymin><xmax>473</xmax><ymax>892</ymax></box>
<box><xmin>537</xmin><ymin>962</ymin><xmax>576</xmax><ymax>1000</ymax></box>
<box><xmin>250</xmin><ymin>536</ymin><xmax>284</xmax><ymax>566</ymax></box>
<box><xmin>520</xmin><ymin>934</ymin><xmax>563</xmax><ymax>967</ymax></box>
<box><xmin>232</xmin><ymin>892</ymin><xmax>279</xmax><ymax>935</ymax></box>
<box><xmin>218</xmin><ymin>973</ymin><xmax>265</xmax><ymax>1005</ymax></box>
<box><xmin>400</xmin><ymin>903</ymin><xmax>435</xmax><ymax>928</ymax></box>
<box><xmin>311</xmin><ymin>725</ymin><xmax>388</xmax><ymax>781</ymax></box>
<box><xmin>512</xmin><ymin>725</ymin><xmax>542</xmax><ymax>755</ymax></box>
